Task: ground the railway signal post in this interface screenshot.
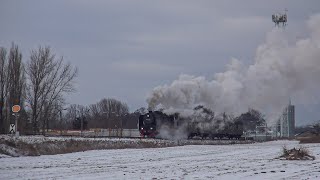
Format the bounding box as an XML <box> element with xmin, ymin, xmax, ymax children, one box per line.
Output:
<box><xmin>12</xmin><ymin>105</ymin><xmax>21</xmax><ymax>136</ymax></box>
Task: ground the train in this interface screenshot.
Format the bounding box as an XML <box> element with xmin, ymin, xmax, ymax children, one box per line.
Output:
<box><xmin>138</xmin><ymin>110</ymin><xmax>243</xmax><ymax>139</ymax></box>
<box><xmin>138</xmin><ymin>111</ymin><xmax>176</xmax><ymax>138</ymax></box>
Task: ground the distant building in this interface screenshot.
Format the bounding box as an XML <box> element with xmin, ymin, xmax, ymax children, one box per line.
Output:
<box><xmin>279</xmin><ymin>101</ymin><xmax>295</xmax><ymax>138</ymax></box>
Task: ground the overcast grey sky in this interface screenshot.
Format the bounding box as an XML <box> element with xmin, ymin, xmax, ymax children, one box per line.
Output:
<box><xmin>1</xmin><ymin>0</ymin><xmax>320</xmax><ymax>126</ymax></box>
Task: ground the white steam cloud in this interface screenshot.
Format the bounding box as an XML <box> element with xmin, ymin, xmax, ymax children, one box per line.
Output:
<box><xmin>147</xmin><ymin>14</ymin><xmax>320</xmax><ymax>124</ymax></box>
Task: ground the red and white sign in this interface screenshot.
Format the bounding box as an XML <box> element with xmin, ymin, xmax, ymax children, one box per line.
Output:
<box><xmin>12</xmin><ymin>105</ymin><xmax>21</xmax><ymax>113</ymax></box>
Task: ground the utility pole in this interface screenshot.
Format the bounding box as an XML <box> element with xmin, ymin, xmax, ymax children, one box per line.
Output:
<box><xmin>255</xmin><ymin>125</ymin><xmax>257</xmax><ymax>141</ymax></box>
<box><xmin>102</xmin><ymin>112</ymin><xmax>108</xmax><ymax>136</ymax></box>
<box><xmin>80</xmin><ymin>116</ymin><xmax>83</xmax><ymax>137</ymax></box>
<box><xmin>265</xmin><ymin>123</ymin><xmax>267</xmax><ymax>141</ymax></box>
<box><xmin>60</xmin><ymin>110</ymin><xmax>62</xmax><ymax>135</ymax></box>
<box><xmin>76</xmin><ymin>109</ymin><xmax>83</xmax><ymax>137</ymax></box>
<box><xmin>59</xmin><ymin>108</ymin><xmax>67</xmax><ymax>135</ymax></box>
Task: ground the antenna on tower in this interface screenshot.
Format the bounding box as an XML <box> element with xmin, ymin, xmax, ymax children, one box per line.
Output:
<box><xmin>289</xmin><ymin>97</ymin><xmax>291</xmax><ymax>106</ymax></box>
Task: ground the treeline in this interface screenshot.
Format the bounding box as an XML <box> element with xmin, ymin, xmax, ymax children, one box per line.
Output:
<box><xmin>0</xmin><ymin>43</ymin><xmax>78</xmax><ymax>134</ymax></box>
<box><xmin>295</xmin><ymin>123</ymin><xmax>320</xmax><ymax>136</ymax></box>
<box><xmin>61</xmin><ymin>98</ymin><xmax>142</xmax><ymax>131</ymax></box>
<box><xmin>0</xmin><ymin>43</ymin><xmax>147</xmax><ymax>135</ymax></box>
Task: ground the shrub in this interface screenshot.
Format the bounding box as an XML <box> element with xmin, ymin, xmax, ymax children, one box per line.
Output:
<box><xmin>278</xmin><ymin>146</ymin><xmax>315</xmax><ymax>160</ymax></box>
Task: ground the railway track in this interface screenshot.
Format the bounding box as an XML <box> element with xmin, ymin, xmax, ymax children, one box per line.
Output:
<box><xmin>43</xmin><ymin>134</ymin><xmax>252</xmax><ymax>142</ymax></box>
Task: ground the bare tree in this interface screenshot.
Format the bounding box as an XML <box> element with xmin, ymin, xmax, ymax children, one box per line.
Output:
<box><xmin>0</xmin><ymin>47</ymin><xmax>7</xmax><ymax>133</ymax></box>
<box><xmin>88</xmin><ymin>104</ymin><xmax>103</xmax><ymax>128</ymax></box>
<box><xmin>64</xmin><ymin>104</ymin><xmax>90</xmax><ymax>130</ymax></box>
<box><xmin>25</xmin><ymin>46</ymin><xmax>78</xmax><ymax>134</ymax></box>
<box><xmin>236</xmin><ymin>109</ymin><xmax>266</xmax><ymax>131</ymax></box>
<box><xmin>98</xmin><ymin>98</ymin><xmax>129</xmax><ymax>129</ymax></box>
<box><xmin>87</xmin><ymin>98</ymin><xmax>129</xmax><ymax>129</ymax></box>
<box><xmin>98</xmin><ymin>98</ymin><xmax>128</xmax><ymax>116</ymax></box>
<box><xmin>312</xmin><ymin>122</ymin><xmax>320</xmax><ymax>136</ymax></box>
<box><xmin>0</xmin><ymin>44</ymin><xmax>26</xmax><ymax>134</ymax></box>
<box><xmin>7</xmin><ymin>44</ymin><xmax>26</xmax><ymax>131</ymax></box>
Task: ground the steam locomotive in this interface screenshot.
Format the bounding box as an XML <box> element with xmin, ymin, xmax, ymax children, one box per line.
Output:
<box><xmin>138</xmin><ymin>111</ymin><xmax>176</xmax><ymax>138</ymax></box>
<box><xmin>138</xmin><ymin>111</ymin><xmax>243</xmax><ymax>139</ymax></box>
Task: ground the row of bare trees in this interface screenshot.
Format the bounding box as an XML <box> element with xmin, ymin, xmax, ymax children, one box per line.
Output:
<box><xmin>0</xmin><ymin>43</ymin><xmax>78</xmax><ymax>134</ymax></box>
<box><xmin>63</xmin><ymin>98</ymin><xmax>139</xmax><ymax>130</ymax></box>
<box><xmin>295</xmin><ymin>121</ymin><xmax>320</xmax><ymax>136</ymax></box>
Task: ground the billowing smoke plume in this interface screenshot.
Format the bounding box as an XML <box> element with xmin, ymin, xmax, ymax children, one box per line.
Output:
<box><xmin>147</xmin><ymin>14</ymin><xmax>320</xmax><ymax>124</ymax></box>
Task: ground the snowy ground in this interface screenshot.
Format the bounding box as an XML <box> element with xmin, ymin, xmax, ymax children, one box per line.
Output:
<box><xmin>1</xmin><ymin>140</ymin><xmax>320</xmax><ymax>180</ymax></box>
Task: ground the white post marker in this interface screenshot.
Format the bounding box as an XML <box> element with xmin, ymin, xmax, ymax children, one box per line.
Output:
<box><xmin>9</xmin><ymin>124</ymin><xmax>15</xmax><ymax>134</ymax></box>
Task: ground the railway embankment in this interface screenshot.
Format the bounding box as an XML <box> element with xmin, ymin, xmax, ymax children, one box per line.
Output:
<box><xmin>0</xmin><ymin>135</ymin><xmax>253</xmax><ymax>157</ymax></box>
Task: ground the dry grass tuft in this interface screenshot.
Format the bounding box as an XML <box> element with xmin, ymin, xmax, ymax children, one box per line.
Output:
<box><xmin>278</xmin><ymin>146</ymin><xmax>315</xmax><ymax>160</ymax></box>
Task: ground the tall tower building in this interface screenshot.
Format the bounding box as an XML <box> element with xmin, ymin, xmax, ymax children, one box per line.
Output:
<box><xmin>280</xmin><ymin>100</ymin><xmax>295</xmax><ymax>138</ymax></box>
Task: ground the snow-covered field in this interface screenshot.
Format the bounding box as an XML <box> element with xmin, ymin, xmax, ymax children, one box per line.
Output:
<box><xmin>0</xmin><ymin>140</ymin><xmax>320</xmax><ymax>180</ymax></box>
